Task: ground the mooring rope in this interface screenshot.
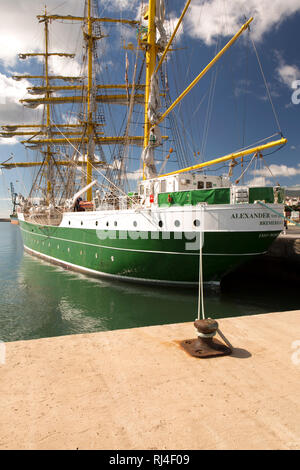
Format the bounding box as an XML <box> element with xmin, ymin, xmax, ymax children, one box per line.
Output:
<box><xmin>197</xmin><ymin>221</ymin><xmax>205</xmax><ymax>320</ymax></box>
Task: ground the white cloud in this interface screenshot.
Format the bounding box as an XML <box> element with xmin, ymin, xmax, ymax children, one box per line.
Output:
<box><xmin>0</xmin><ymin>1</ymin><xmax>84</xmax><ymax>69</ymax></box>
<box><xmin>0</xmin><ymin>73</ymin><xmax>30</xmax><ymax>104</ymax></box>
<box><xmin>49</xmin><ymin>55</ymin><xmax>82</xmax><ymax>78</ymax></box>
<box><xmin>0</xmin><ymin>1</ymin><xmax>85</xmax><ymax>130</ymax></box>
<box><xmin>164</xmin><ymin>15</ymin><xmax>184</xmax><ymax>41</ymax></box>
<box><xmin>251</xmin><ymin>164</ymin><xmax>300</xmax><ymax>178</ymax></box>
<box><xmin>0</xmin><ymin>73</ymin><xmax>42</xmax><ymax>133</ymax></box>
<box><xmin>105</xmin><ymin>0</ymin><xmax>139</xmax><ymax>11</ymax></box>
<box><xmin>0</xmin><ymin>137</ymin><xmax>19</xmax><ymax>145</ymax></box>
<box><xmin>185</xmin><ymin>0</ymin><xmax>300</xmax><ymax>45</ymax></box>
<box><xmin>127</xmin><ymin>169</ymin><xmax>143</xmax><ymax>181</ymax></box>
<box><xmin>277</xmin><ymin>63</ymin><xmax>300</xmax><ymax>89</ymax></box>
<box><xmin>246</xmin><ymin>176</ymin><xmax>272</xmax><ymax>186</ymax></box>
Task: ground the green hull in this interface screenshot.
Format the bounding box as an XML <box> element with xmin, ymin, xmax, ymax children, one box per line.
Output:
<box><xmin>19</xmin><ymin>219</ymin><xmax>280</xmax><ymax>286</ymax></box>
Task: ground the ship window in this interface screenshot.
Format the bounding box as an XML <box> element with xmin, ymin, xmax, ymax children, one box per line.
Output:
<box><xmin>174</xmin><ymin>220</ymin><xmax>180</xmax><ymax>227</ymax></box>
<box><xmin>67</xmin><ymin>248</ymin><xmax>70</xmax><ymax>252</ymax></box>
<box><xmin>114</xmin><ymin>221</ymin><xmax>117</xmax><ymax>227</ymax></box>
<box><xmin>57</xmin><ymin>245</ymin><xmax>59</xmax><ymax>249</ymax></box>
<box><xmin>81</xmin><ymin>221</ymin><xmax>83</xmax><ymax>226</ymax></box>
<box><xmin>158</xmin><ymin>220</ymin><xmax>163</xmax><ymax>228</ymax></box>
<box><xmin>68</xmin><ymin>221</ymin><xmax>71</xmax><ymax>225</ymax></box>
<box><xmin>95</xmin><ymin>253</ymin><xmax>98</xmax><ymax>259</ymax></box>
<box><xmin>95</xmin><ymin>221</ymin><xmax>98</xmax><ymax>226</ymax></box>
<box><xmin>206</xmin><ymin>182</ymin><xmax>213</xmax><ymax>188</ymax></box>
<box><xmin>106</xmin><ymin>221</ymin><xmax>109</xmax><ymax>227</ymax></box>
<box><xmin>197</xmin><ymin>181</ymin><xmax>204</xmax><ymax>189</ymax></box>
<box><xmin>133</xmin><ymin>221</ymin><xmax>137</xmax><ymax>227</ymax></box>
<box><xmin>193</xmin><ymin>219</ymin><xmax>200</xmax><ymax>227</ymax></box>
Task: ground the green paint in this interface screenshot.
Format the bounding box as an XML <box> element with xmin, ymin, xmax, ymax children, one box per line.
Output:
<box><xmin>19</xmin><ymin>219</ymin><xmax>280</xmax><ymax>284</ymax></box>
<box><xmin>158</xmin><ymin>188</ymin><xmax>231</xmax><ymax>206</ymax></box>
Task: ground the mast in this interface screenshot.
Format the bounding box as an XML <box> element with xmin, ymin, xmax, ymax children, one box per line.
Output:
<box><xmin>86</xmin><ymin>0</ymin><xmax>94</xmax><ymax>202</ymax></box>
<box><xmin>1</xmin><ymin>4</ymin><xmax>145</xmax><ymax>203</ymax></box>
<box><xmin>143</xmin><ymin>0</ymin><xmax>157</xmax><ymax>180</ymax></box>
<box><xmin>44</xmin><ymin>8</ymin><xmax>52</xmax><ymax>203</ymax></box>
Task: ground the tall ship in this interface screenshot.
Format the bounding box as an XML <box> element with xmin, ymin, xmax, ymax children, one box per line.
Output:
<box><xmin>1</xmin><ymin>0</ymin><xmax>287</xmax><ymax>286</ymax></box>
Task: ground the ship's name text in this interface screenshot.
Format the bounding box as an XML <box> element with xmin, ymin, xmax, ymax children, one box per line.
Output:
<box><xmin>231</xmin><ymin>212</ymin><xmax>271</xmax><ymax>219</ymax></box>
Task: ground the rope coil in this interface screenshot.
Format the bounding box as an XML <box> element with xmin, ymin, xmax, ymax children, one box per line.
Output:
<box><xmin>196</xmin><ymin>330</ymin><xmax>217</xmax><ymax>338</ymax></box>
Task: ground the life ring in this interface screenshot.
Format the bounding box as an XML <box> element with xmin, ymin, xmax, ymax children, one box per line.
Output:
<box><xmin>79</xmin><ymin>201</ymin><xmax>94</xmax><ymax>209</ymax></box>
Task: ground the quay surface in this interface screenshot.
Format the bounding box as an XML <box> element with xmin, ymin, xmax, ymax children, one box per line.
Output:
<box><xmin>0</xmin><ymin>310</ymin><xmax>299</xmax><ymax>450</ymax></box>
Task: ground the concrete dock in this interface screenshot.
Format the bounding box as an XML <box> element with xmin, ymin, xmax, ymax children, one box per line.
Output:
<box><xmin>0</xmin><ymin>310</ymin><xmax>300</xmax><ymax>450</ymax></box>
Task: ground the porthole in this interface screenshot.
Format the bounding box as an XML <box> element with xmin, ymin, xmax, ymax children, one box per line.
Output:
<box><xmin>81</xmin><ymin>221</ymin><xmax>83</xmax><ymax>226</ymax></box>
<box><xmin>68</xmin><ymin>221</ymin><xmax>71</xmax><ymax>225</ymax></box>
<box><xmin>106</xmin><ymin>221</ymin><xmax>109</xmax><ymax>227</ymax></box>
<box><xmin>174</xmin><ymin>220</ymin><xmax>180</xmax><ymax>227</ymax></box>
<box><xmin>133</xmin><ymin>221</ymin><xmax>137</xmax><ymax>227</ymax></box>
<box><xmin>158</xmin><ymin>220</ymin><xmax>163</xmax><ymax>228</ymax></box>
<box><xmin>193</xmin><ymin>219</ymin><xmax>200</xmax><ymax>227</ymax></box>
<box><xmin>114</xmin><ymin>221</ymin><xmax>118</xmax><ymax>227</ymax></box>
<box><xmin>95</xmin><ymin>221</ymin><xmax>98</xmax><ymax>226</ymax></box>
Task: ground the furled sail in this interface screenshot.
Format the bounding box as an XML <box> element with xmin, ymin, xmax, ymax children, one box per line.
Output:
<box><xmin>142</xmin><ymin>0</ymin><xmax>167</xmax><ymax>179</ymax></box>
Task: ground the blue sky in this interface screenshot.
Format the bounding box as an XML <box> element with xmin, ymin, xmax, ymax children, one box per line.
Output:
<box><xmin>1</xmin><ymin>0</ymin><xmax>300</xmax><ymax>216</ymax></box>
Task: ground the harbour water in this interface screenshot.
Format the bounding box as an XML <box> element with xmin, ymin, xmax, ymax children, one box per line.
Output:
<box><xmin>0</xmin><ymin>221</ymin><xmax>298</xmax><ymax>343</ymax></box>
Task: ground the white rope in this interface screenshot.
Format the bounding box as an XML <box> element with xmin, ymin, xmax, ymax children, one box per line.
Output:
<box><xmin>261</xmin><ymin>157</ymin><xmax>280</xmax><ymax>186</ymax></box>
<box><xmin>236</xmin><ymin>152</ymin><xmax>257</xmax><ymax>183</ymax></box>
<box><xmin>235</xmin><ymin>132</ymin><xmax>280</xmax><ymax>154</ymax></box>
<box><xmin>197</xmin><ymin>223</ymin><xmax>205</xmax><ymax>320</ymax></box>
<box><xmin>197</xmin><ymin>331</ymin><xmax>216</xmax><ymax>338</ymax></box>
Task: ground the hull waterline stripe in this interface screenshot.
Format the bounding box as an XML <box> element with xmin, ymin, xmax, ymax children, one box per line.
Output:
<box><xmin>20</xmin><ymin>226</ymin><xmax>267</xmax><ymax>256</ymax></box>
<box><xmin>23</xmin><ymin>245</ymin><xmax>199</xmax><ymax>286</ymax></box>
